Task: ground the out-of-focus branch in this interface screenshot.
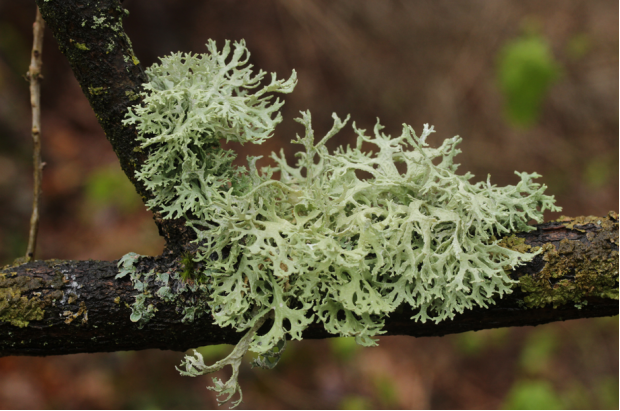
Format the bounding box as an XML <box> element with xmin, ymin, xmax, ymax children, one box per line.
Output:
<box><xmin>25</xmin><ymin>7</ymin><xmax>45</xmax><ymax>262</ymax></box>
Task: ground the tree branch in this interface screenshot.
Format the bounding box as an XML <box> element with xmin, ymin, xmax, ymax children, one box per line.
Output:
<box><xmin>18</xmin><ymin>0</ymin><xmax>616</xmax><ymax>358</ymax></box>
<box><xmin>1</xmin><ymin>215</ymin><xmax>617</xmax><ymax>357</ymax></box>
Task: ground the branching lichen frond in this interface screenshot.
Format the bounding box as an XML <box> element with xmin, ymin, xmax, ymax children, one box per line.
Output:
<box><xmin>123</xmin><ymin>39</ymin><xmax>297</xmax><ymax>220</ymax></box>
<box><xmin>177</xmin><ymin>312</ymin><xmax>270</xmax><ymax>408</ymax></box>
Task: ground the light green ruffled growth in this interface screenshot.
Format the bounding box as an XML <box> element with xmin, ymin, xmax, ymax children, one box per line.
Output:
<box><xmin>124</xmin><ymin>39</ymin><xmax>297</xmax><ymax>220</ymax></box>
<box><xmin>123</xmin><ymin>39</ymin><xmax>560</xmax><ymax>407</ymax></box>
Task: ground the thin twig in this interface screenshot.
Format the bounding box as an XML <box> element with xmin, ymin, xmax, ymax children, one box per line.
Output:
<box><xmin>25</xmin><ymin>7</ymin><xmax>45</xmax><ymax>262</ymax></box>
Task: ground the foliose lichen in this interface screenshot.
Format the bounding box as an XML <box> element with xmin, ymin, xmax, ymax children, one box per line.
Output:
<box><xmin>116</xmin><ymin>252</ymin><xmax>211</xmax><ymax>328</ymax></box>
<box><xmin>121</xmin><ymin>39</ymin><xmax>562</xmax><ymax>406</ymax></box>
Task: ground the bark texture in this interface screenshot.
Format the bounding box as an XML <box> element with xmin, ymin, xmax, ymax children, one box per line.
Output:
<box><xmin>1</xmin><ymin>216</ymin><xmax>617</xmax><ymax>357</ymax></box>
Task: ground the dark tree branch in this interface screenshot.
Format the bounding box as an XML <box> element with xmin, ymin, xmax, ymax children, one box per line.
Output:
<box><xmin>6</xmin><ymin>0</ymin><xmax>613</xmax><ymax>358</ymax></box>
<box><xmin>1</xmin><ymin>216</ymin><xmax>617</xmax><ymax>357</ymax></box>
<box><xmin>35</xmin><ymin>0</ymin><xmax>144</xmax><ymax>190</ymax></box>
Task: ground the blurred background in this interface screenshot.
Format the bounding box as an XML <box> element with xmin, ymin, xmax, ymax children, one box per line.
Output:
<box><xmin>0</xmin><ymin>0</ymin><xmax>618</xmax><ymax>408</ymax></box>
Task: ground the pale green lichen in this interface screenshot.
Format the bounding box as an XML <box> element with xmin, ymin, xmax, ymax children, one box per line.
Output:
<box><xmin>116</xmin><ymin>254</ymin><xmax>157</xmax><ymax>326</ymax></box>
<box><xmin>92</xmin><ymin>16</ymin><xmax>106</xmax><ymax>29</ymax></box>
<box><xmin>105</xmin><ymin>40</ymin><xmax>115</xmax><ymax>54</ymax></box>
<box><xmin>178</xmin><ymin>313</ymin><xmax>270</xmax><ymax>408</ymax></box>
<box><xmin>122</xmin><ymin>39</ymin><xmax>561</xmax><ymax>407</ymax></box>
<box><xmin>86</xmin><ymin>8</ymin><xmax>134</xmax><ymax>60</ymax></box>
<box><xmin>116</xmin><ymin>253</ymin><xmax>210</xmax><ymax>326</ymax></box>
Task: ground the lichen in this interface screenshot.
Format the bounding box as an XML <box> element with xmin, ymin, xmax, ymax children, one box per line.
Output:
<box><xmin>92</xmin><ymin>16</ymin><xmax>106</xmax><ymax>29</ymax></box>
<box><xmin>122</xmin><ymin>39</ymin><xmax>562</xmax><ymax>407</ymax></box>
<box><xmin>0</xmin><ymin>287</ymin><xmax>45</xmax><ymax>328</ymax></box>
<box><xmin>498</xmin><ymin>234</ymin><xmax>537</xmax><ymax>254</ymax></box>
<box><xmin>519</xmin><ymin>211</ymin><xmax>619</xmax><ymax>308</ymax></box>
<box><xmin>88</xmin><ymin>86</ymin><xmax>107</xmax><ymax>96</ymax></box>
<box><xmin>105</xmin><ymin>40</ymin><xmax>115</xmax><ymax>54</ymax></box>
<box><xmin>562</xmin><ymin>213</ymin><xmax>613</xmax><ymax>232</ymax></box>
<box><xmin>0</xmin><ymin>270</ymin><xmax>63</xmax><ymax>328</ymax></box>
<box><xmin>62</xmin><ymin>301</ymin><xmax>88</xmax><ymax>325</ymax></box>
<box><xmin>116</xmin><ymin>253</ymin><xmax>211</xmax><ymax>328</ymax></box>
<box><xmin>74</xmin><ymin>42</ymin><xmax>90</xmax><ymax>51</ymax></box>
<box><xmin>125</xmin><ymin>90</ymin><xmax>139</xmax><ymax>101</ymax></box>
<box><xmin>178</xmin><ymin>313</ymin><xmax>270</xmax><ymax>408</ymax></box>
<box><xmin>82</xmin><ymin>7</ymin><xmax>135</xmax><ymax>64</ymax></box>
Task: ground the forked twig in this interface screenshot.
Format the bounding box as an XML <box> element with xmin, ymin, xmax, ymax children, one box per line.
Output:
<box><xmin>25</xmin><ymin>7</ymin><xmax>45</xmax><ymax>262</ymax></box>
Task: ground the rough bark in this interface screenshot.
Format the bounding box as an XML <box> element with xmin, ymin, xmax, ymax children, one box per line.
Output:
<box><xmin>9</xmin><ymin>0</ymin><xmax>614</xmax><ymax>358</ymax></box>
<box><xmin>1</xmin><ymin>216</ymin><xmax>617</xmax><ymax>357</ymax></box>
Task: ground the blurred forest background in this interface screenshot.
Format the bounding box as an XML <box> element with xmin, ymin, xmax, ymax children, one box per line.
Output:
<box><xmin>0</xmin><ymin>0</ymin><xmax>618</xmax><ymax>409</ymax></box>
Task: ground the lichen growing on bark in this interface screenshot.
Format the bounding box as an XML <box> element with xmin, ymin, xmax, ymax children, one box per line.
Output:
<box><xmin>122</xmin><ymin>39</ymin><xmax>562</xmax><ymax>407</ymax></box>
<box><xmin>519</xmin><ymin>212</ymin><xmax>619</xmax><ymax>308</ymax></box>
<box><xmin>116</xmin><ymin>253</ymin><xmax>211</xmax><ymax>328</ymax></box>
<box><xmin>498</xmin><ymin>234</ymin><xmax>539</xmax><ymax>254</ymax></box>
<box><xmin>0</xmin><ymin>271</ymin><xmax>63</xmax><ymax>328</ymax></box>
